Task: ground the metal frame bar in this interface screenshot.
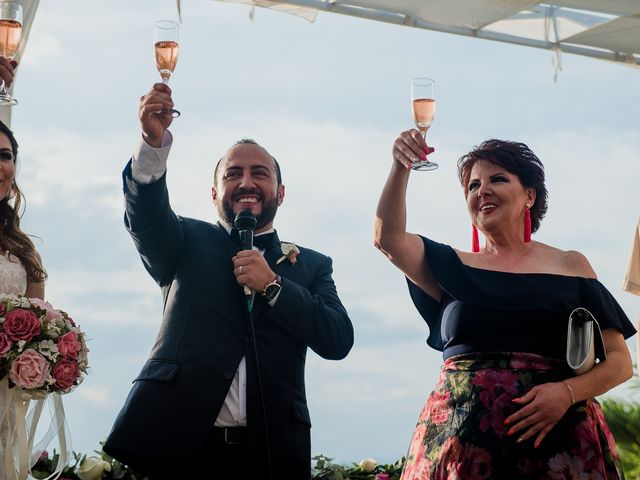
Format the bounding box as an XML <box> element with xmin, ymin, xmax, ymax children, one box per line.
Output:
<box><xmin>243</xmin><ymin>0</ymin><xmax>639</xmax><ymax>67</ymax></box>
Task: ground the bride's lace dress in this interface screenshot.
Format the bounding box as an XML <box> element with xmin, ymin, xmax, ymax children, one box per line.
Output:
<box><xmin>0</xmin><ymin>252</ymin><xmax>28</xmax><ymax>296</ymax></box>
<box><xmin>0</xmin><ymin>252</ymin><xmax>27</xmax><ymax>480</ymax></box>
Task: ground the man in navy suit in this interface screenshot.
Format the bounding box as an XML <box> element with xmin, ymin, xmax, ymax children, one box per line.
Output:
<box><xmin>103</xmin><ymin>83</ymin><xmax>354</xmax><ymax>479</ymax></box>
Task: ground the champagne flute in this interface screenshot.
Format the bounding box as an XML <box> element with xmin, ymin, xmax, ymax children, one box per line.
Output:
<box><xmin>154</xmin><ymin>20</ymin><xmax>180</xmax><ymax>117</ymax></box>
<box><xmin>411</xmin><ymin>77</ymin><xmax>437</xmax><ymax>171</ymax></box>
<box><xmin>0</xmin><ymin>2</ymin><xmax>22</xmax><ymax>106</ymax></box>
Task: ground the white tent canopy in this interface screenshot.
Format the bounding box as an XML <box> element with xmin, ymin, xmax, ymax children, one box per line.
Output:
<box><xmin>211</xmin><ymin>0</ymin><xmax>640</xmax><ymax>67</ymax></box>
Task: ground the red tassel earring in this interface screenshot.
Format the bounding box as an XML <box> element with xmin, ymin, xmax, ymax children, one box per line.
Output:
<box><xmin>524</xmin><ymin>206</ymin><xmax>532</xmax><ymax>243</ymax></box>
<box><xmin>472</xmin><ymin>225</ymin><xmax>480</xmax><ymax>253</ymax></box>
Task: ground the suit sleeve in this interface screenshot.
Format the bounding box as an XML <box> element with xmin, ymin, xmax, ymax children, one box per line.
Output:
<box><xmin>123</xmin><ymin>160</ymin><xmax>183</xmax><ymax>286</ymax></box>
<box><xmin>266</xmin><ymin>255</ymin><xmax>353</xmax><ymax>360</ymax></box>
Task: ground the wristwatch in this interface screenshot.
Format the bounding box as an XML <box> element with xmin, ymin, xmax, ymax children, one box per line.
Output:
<box><xmin>261</xmin><ymin>275</ymin><xmax>282</xmax><ymax>302</ymax></box>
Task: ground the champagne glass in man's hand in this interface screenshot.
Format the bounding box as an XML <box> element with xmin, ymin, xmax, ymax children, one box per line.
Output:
<box><xmin>0</xmin><ymin>2</ymin><xmax>22</xmax><ymax>106</ymax></box>
<box><xmin>410</xmin><ymin>77</ymin><xmax>437</xmax><ymax>171</ymax></box>
<box><xmin>154</xmin><ymin>20</ymin><xmax>180</xmax><ymax>117</ymax></box>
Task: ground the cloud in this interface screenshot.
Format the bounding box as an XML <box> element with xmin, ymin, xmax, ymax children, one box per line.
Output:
<box><xmin>76</xmin><ymin>384</ymin><xmax>111</xmax><ymax>407</ymax></box>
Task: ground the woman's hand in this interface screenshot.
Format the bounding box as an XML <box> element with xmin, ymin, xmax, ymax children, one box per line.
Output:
<box><xmin>504</xmin><ymin>381</ymin><xmax>573</xmax><ymax>448</ymax></box>
<box><xmin>0</xmin><ymin>57</ymin><xmax>17</xmax><ymax>88</ymax></box>
<box><xmin>392</xmin><ymin>129</ymin><xmax>434</xmax><ymax>169</ymax></box>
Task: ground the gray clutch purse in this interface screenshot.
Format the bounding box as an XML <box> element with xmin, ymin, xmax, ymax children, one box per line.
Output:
<box><xmin>566</xmin><ymin>307</ymin><xmax>607</xmax><ymax>375</ymax></box>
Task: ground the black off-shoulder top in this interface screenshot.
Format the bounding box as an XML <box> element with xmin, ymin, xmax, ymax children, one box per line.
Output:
<box><xmin>407</xmin><ymin>236</ymin><xmax>637</xmax><ymax>360</ymax></box>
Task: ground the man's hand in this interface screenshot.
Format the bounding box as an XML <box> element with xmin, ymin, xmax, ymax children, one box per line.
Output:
<box><xmin>139</xmin><ymin>83</ymin><xmax>175</xmax><ymax>147</ymax></box>
<box><xmin>504</xmin><ymin>382</ymin><xmax>573</xmax><ymax>448</ymax></box>
<box><xmin>233</xmin><ymin>250</ymin><xmax>276</xmax><ymax>293</ymax></box>
<box><xmin>0</xmin><ymin>57</ymin><xmax>17</xmax><ymax>89</ymax></box>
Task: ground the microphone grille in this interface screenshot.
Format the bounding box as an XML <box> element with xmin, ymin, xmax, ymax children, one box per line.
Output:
<box><xmin>234</xmin><ymin>210</ymin><xmax>257</xmax><ymax>231</ymax></box>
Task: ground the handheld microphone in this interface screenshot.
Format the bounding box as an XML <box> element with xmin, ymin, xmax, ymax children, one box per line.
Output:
<box><xmin>234</xmin><ymin>210</ymin><xmax>257</xmax><ymax>310</ymax></box>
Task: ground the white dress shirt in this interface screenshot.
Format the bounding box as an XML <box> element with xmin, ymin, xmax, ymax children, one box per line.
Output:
<box><xmin>131</xmin><ymin>132</ymin><xmax>280</xmax><ymax>427</ymax></box>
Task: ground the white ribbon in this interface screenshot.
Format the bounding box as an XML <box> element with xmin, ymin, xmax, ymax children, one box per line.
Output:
<box><xmin>0</xmin><ymin>379</ymin><xmax>70</xmax><ymax>480</ymax></box>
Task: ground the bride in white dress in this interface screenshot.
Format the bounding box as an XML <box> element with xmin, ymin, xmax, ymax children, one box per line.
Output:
<box><xmin>0</xmin><ymin>118</ymin><xmax>48</xmax><ymax>480</ymax></box>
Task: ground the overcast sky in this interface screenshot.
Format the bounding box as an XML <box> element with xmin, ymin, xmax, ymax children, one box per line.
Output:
<box><xmin>8</xmin><ymin>0</ymin><xmax>639</xmax><ymax>464</ymax></box>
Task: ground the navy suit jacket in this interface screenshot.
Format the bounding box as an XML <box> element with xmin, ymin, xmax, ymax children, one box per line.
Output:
<box><xmin>104</xmin><ymin>162</ymin><xmax>353</xmax><ymax>478</ymax></box>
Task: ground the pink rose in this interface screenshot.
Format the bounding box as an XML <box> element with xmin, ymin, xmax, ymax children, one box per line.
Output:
<box><xmin>58</xmin><ymin>332</ymin><xmax>82</xmax><ymax>359</ymax></box>
<box><xmin>51</xmin><ymin>359</ymin><xmax>80</xmax><ymax>391</ymax></box>
<box><xmin>29</xmin><ymin>298</ymin><xmax>63</xmax><ymax>322</ymax></box>
<box><xmin>0</xmin><ymin>333</ymin><xmax>12</xmax><ymax>357</ymax></box>
<box><xmin>10</xmin><ymin>349</ymin><xmax>50</xmax><ymax>389</ymax></box>
<box><xmin>375</xmin><ymin>474</ymin><xmax>390</xmax><ymax>480</ymax></box>
<box><xmin>4</xmin><ymin>309</ymin><xmax>41</xmax><ymax>341</ymax></box>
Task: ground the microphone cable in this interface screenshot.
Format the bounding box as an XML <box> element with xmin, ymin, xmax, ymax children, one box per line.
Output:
<box><xmin>235</xmin><ymin>210</ymin><xmax>273</xmax><ymax>480</ymax></box>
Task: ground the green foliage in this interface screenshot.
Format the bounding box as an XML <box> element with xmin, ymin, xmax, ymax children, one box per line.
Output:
<box><xmin>31</xmin><ymin>449</ymin><xmax>405</xmax><ymax>480</ymax></box>
<box><xmin>602</xmin><ymin>397</ymin><xmax>640</xmax><ymax>480</ymax></box>
<box><xmin>31</xmin><ymin>447</ymin><xmax>148</xmax><ymax>480</ymax></box>
<box><xmin>311</xmin><ymin>455</ymin><xmax>405</xmax><ymax>480</ymax></box>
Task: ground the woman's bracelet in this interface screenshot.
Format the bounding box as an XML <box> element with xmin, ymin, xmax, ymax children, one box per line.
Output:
<box><xmin>562</xmin><ymin>381</ymin><xmax>575</xmax><ymax>405</ymax></box>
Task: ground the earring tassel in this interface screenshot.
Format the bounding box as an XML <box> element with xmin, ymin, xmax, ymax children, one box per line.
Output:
<box><xmin>524</xmin><ymin>208</ymin><xmax>532</xmax><ymax>243</ymax></box>
<box><xmin>472</xmin><ymin>225</ymin><xmax>480</xmax><ymax>253</ymax></box>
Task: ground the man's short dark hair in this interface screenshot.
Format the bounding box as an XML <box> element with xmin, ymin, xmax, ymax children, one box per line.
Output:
<box><xmin>214</xmin><ymin>138</ymin><xmax>282</xmax><ymax>186</ymax></box>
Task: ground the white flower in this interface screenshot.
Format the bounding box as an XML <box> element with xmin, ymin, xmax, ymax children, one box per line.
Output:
<box><xmin>77</xmin><ymin>456</ymin><xmax>111</xmax><ymax>480</ymax></box>
<box><xmin>16</xmin><ymin>340</ymin><xmax>26</xmax><ymax>352</ymax></box>
<box><xmin>360</xmin><ymin>458</ymin><xmax>378</xmax><ymax>473</ymax></box>
<box><xmin>44</xmin><ymin>322</ymin><xmax>61</xmax><ymax>339</ymax></box>
<box><xmin>38</xmin><ymin>339</ymin><xmax>59</xmax><ymax>361</ymax></box>
<box><xmin>4</xmin><ymin>295</ymin><xmax>22</xmax><ymax>308</ymax></box>
<box><xmin>276</xmin><ymin>242</ymin><xmax>300</xmax><ymax>265</ymax></box>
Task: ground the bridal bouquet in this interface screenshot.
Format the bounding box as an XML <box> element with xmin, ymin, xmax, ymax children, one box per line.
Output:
<box><xmin>0</xmin><ymin>294</ymin><xmax>88</xmax><ymax>396</ymax></box>
<box><xmin>0</xmin><ymin>294</ymin><xmax>88</xmax><ymax>480</ymax></box>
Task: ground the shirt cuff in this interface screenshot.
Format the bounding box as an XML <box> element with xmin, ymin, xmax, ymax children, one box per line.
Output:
<box><xmin>131</xmin><ymin>131</ymin><xmax>173</xmax><ymax>184</ymax></box>
<box><xmin>267</xmin><ymin>291</ymin><xmax>281</xmax><ymax>307</ymax></box>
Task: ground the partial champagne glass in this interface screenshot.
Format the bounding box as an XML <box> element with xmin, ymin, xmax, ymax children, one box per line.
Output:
<box><xmin>0</xmin><ymin>2</ymin><xmax>22</xmax><ymax>106</ymax></box>
<box><xmin>154</xmin><ymin>20</ymin><xmax>180</xmax><ymax>117</ymax></box>
<box><xmin>411</xmin><ymin>77</ymin><xmax>437</xmax><ymax>171</ymax></box>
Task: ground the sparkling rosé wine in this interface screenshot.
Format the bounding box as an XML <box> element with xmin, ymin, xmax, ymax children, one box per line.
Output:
<box><xmin>0</xmin><ymin>19</ymin><xmax>21</xmax><ymax>59</ymax></box>
<box><xmin>412</xmin><ymin>98</ymin><xmax>436</xmax><ymax>133</ymax></box>
<box><xmin>155</xmin><ymin>40</ymin><xmax>179</xmax><ymax>80</ymax></box>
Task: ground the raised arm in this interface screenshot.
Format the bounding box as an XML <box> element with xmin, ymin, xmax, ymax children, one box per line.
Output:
<box><xmin>374</xmin><ymin>129</ymin><xmax>442</xmax><ymax>302</ymax></box>
<box><xmin>124</xmin><ymin>84</ymin><xmax>182</xmax><ymax>286</ymax></box>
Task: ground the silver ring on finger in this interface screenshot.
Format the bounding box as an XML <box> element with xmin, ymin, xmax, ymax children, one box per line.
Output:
<box><xmin>239</xmin><ymin>265</ymin><xmax>244</xmax><ymax>274</ymax></box>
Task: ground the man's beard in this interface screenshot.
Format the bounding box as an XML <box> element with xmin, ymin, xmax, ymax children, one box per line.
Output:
<box><xmin>217</xmin><ymin>196</ymin><xmax>279</xmax><ymax>231</ymax></box>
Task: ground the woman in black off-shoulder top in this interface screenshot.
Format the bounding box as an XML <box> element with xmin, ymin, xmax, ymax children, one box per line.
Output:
<box><xmin>374</xmin><ymin>132</ymin><xmax>635</xmax><ymax>479</ymax></box>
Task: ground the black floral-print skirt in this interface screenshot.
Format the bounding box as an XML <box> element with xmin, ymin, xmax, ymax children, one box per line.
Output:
<box><xmin>401</xmin><ymin>352</ymin><xmax>624</xmax><ymax>480</ymax></box>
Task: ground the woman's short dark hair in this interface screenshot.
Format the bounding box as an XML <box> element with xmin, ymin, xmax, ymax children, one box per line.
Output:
<box><xmin>457</xmin><ymin>139</ymin><xmax>548</xmax><ymax>233</ymax></box>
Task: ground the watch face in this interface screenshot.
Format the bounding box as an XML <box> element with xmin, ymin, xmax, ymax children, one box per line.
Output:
<box><xmin>264</xmin><ymin>283</ymin><xmax>281</xmax><ymax>301</ymax></box>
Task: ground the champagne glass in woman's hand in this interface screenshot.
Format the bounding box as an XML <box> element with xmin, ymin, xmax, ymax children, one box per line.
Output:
<box><xmin>411</xmin><ymin>77</ymin><xmax>437</xmax><ymax>171</ymax></box>
<box><xmin>154</xmin><ymin>20</ymin><xmax>180</xmax><ymax>117</ymax></box>
<box><xmin>0</xmin><ymin>2</ymin><xmax>21</xmax><ymax>106</ymax></box>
